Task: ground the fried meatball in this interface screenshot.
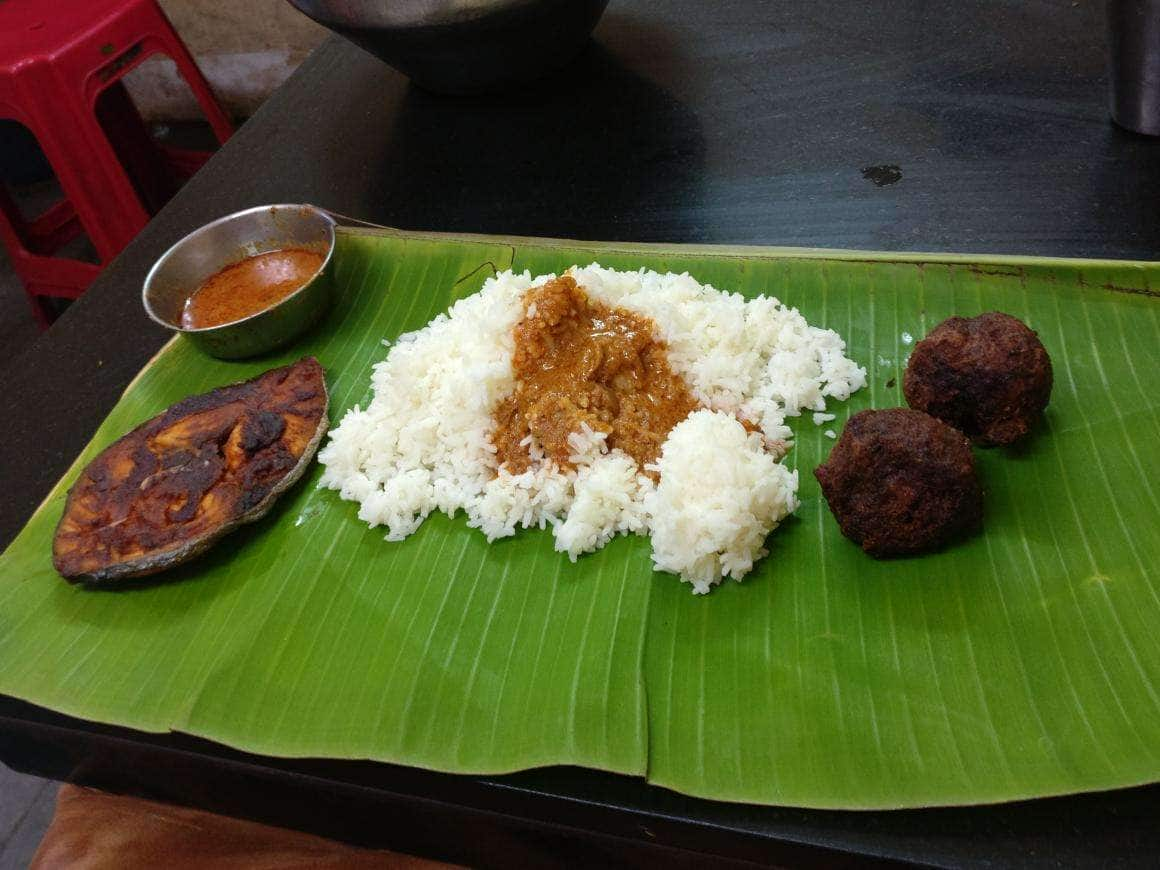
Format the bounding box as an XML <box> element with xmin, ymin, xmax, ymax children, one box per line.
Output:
<box><xmin>814</xmin><ymin>408</ymin><xmax>982</xmax><ymax>557</ymax></box>
<box><xmin>903</xmin><ymin>312</ymin><xmax>1052</xmax><ymax>446</ymax></box>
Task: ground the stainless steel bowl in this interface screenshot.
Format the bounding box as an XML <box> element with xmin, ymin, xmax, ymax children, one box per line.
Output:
<box><xmin>285</xmin><ymin>0</ymin><xmax>610</xmax><ymax>94</ymax></box>
<box><xmin>143</xmin><ymin>204</ymin><xmax>336</xmax><ymax>359</ymax></box>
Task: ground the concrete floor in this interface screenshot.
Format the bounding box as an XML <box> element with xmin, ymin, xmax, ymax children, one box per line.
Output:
<box><xmin>0</xmin><ymin>189</ymin><xmax>63</xmax><ymax>870</ymax></box>
<box><xmin>0</xmin><ymin>765</ymin><xmax>56</xmax><ymax>870</ymax></box>
<box><xmin>0</xmin><ymin>120</ymin><xmax>228</xmax><ymax>870</ymax></box>
<box><xmin>0</xmin><ymin>240</ymin><xmax>62</xmax><ymax>867</ymax></box>
<box><xmin>0</xmin><ymin>253</ymin><xmax>41</xmax><ymax>358</ymax></box>
<box><xmin>0</xmin><ymin>177</ymin><xmax>71</xmax><ymax>362</ymax></box>
<box><xmin>0</xmin><ymin>257</ymin><xmax>49</xmax><ymax>364</ymax></box>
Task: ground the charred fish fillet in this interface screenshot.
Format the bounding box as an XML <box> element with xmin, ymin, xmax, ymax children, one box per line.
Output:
<box><xmin>52</xmin><ymin>357</ymin><xmax>328</xmax><ymax>585</ymax></box>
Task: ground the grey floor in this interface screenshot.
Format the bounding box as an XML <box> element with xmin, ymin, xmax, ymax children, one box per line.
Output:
<box><xmin>0</xmin><ymin>246</ymin><xmax>55</xmax><ymax>865</ymax></box>
<box><xmin>0</xmin><ymin>200</ymin><xmax>56</xmax><ymax>870</ymax></box>
<box><xmin>0</xmin><ymin>182</ymin><xmax>62</xmax><ymax>363</ymax></box>
<box><xmin>0</xmin><ymin>121</ymin><xmax>231</xmax><ymax>870</ymax></box>
<box><xmin>1</xmin><ymin>269</ymin><xmax>43</xmax><ymax>363</ymax></box>
<box><xmin>0</xmin><ymin>252</ymin><xmax>39</xmax><ymax>356</ymax></box>
<box><xmin>0</xmin><ymin>764</ymin><xmax>56</xmax><ymax>870</ymax></box>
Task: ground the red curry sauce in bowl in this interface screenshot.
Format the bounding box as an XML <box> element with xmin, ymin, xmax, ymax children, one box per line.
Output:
<box><xmin>179</xmin><ymin>248</ymin><xmax>326</xmax><ymax>330</ymax></box>
<box><xmin>143</xmin><ymin>205</ymin><xmax>336</xmax><ymax>359</ymax></box>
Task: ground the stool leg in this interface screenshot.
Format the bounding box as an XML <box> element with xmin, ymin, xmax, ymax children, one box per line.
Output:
<box><xmin>2</xmin><ymin>184</ymin><xmax>100</xmax><ymax>327</ymax></box>
<box><xmin>96</xmin><ymin>81</ymin><xmax>178</xmax><ymax>214</ymax></box>
<box><xmin>4</xmin><ymin>109</ymin><xmax>123</xmax><ymax>262</ymax></box>
<box><xmin>143</xmin><ymin>4</ymin><xmax>234</xmax><ymax>144</ymax></box>
<box><xmin>30</xmin><ymin>90</ymin><xmax>151</xmax><ymax>260</ymax></box>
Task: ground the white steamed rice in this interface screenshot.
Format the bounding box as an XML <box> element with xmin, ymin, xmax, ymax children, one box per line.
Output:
<box><xmin>318</xmin><ymin>264</ymin><xmax>865</xmax><ymax>593</ymax></box>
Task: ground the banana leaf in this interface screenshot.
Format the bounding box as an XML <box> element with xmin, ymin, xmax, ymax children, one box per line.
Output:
<box><xmin>1</xmin><ymin>227</ymin><xmax>1158</xmax><ymax>809</ymax></box>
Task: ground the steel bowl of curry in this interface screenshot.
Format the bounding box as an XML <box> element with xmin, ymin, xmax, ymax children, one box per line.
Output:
<box><xmin>143</xmin><ymin>204</ymin><xmax>336</xmax><ymax>359</ymax></box>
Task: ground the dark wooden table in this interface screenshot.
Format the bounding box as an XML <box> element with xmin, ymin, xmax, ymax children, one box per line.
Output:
<box><xmin>3</xmin><ymin>1</ymin><xmax>1159</xmax><ymax>866</ymax></box>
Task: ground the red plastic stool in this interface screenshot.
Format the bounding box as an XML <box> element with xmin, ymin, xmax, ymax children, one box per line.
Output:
<box><xmin>0</xmin><ymin>188</ymin><xmax>100</xmax><ymax>328</ymax></box>
<box><xmin>0</xmin><ymin>0</ymin><xmax>233</xmax><ymax>325</ymax></box>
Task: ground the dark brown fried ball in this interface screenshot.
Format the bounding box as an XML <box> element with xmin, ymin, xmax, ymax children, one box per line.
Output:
<box><xmin>903</xmin><ymin>312</ymin><xmax>1052</xmax><ymax>446</ymax></box>
<box><xmin>814</xmin><ymin>408</ymin><xmax>982</xmax><ymax>558</ymax></box>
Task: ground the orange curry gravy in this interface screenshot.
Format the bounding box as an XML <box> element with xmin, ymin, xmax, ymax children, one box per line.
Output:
<box><xmin>180</xmin><ymin>248</ymin><xmax>324</xmax><ymax>329</ymax></box>
<box><xmin>492</xmin><ymin>276</ymin><xmax>699</xmax><ymax>475</ymax></box>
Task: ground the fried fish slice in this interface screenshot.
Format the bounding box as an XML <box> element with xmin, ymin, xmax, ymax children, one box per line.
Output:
<box><xmin>52</xmin><ymin>357</ymin><xmax>328</xmax><ymax>585</ymax></box>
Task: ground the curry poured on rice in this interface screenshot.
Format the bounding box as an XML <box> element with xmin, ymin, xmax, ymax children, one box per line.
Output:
<box><xmin>491</xmin><ymin>276</ymin><xmax>698</xmax><ymax>475</ymax></box>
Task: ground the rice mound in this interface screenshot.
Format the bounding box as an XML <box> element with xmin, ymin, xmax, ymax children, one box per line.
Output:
<box><xmin>318</xmin><ymin>264</ymin><xmax>865</xmax><ymax>593</ymax></box>
<box><xmin>646</xmin><ymin>410</ymin><xmax>799</xmax><ymax>594</ymax></box>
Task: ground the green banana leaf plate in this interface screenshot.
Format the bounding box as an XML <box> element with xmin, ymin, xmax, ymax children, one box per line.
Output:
<box><xmin>2</xmin><ymin>227</ymin><xmax>1158</xmax><ymax>810</ymax></box>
